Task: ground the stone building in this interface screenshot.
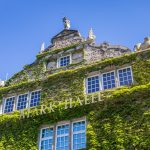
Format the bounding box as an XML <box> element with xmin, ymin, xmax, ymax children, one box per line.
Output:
<box><xmin>0</xmin><ymin>18</ymin><xmax>150</xmax><ymax>150</ymax></box>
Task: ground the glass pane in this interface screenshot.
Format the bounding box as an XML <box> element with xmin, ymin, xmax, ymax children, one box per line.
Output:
<box><xmin>87</xmin><ymin>76</ymin><xmax>100</xmax><ymax>93</ymax></box>
<box><xmin>30</xmin><ymin>91</ymin><xmax>41</xmax><ymax>107</ymax></box>
<box><xmin>60</xmin><ymin>56</ymin><xmax>70</xmax><ymax>67</ymax></box>
<box><xmin>4</xmin><ymin>97</ymin><xmax>15</xmax><ymax>113</ymax></box>
<box><xmin>17</xmin><ymin>94</ymin><xmax>28</xmax><ymax>110</ymax></box>
<box><xmin>40</xmin><ymin>128</ymin><xmax>53</xmax><ymax>150</ymax></box>
<box><xmin>118</xmin><ymin>68</ymin><xmax>133</xmax><ymax>86</ymax></box>
<box><xmin>102</xmin><ymin>72</ymin><xmax>116</xmax><ymax>90</ymax></box>
<box><xmin>42</xmin><ymin>128</ymin><xmax>53</xmax><ymax>138</ymax></box>
<box><xmin>56</xmin><ymin>124</ymin><xmax>69</xmax><ymax>150</ymax></box>
<box><xmin>41</xmin><ymin>139</ymin><xmax>53</xmax><ymax>150</ymax></box>
<box><xmin>73</xmin><ymin>121</ymin><xmax>86</xmax><ymax>150</ymax></box>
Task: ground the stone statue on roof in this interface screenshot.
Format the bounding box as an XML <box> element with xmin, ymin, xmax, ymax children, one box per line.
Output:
<box><xmin>63</xmin><ymin>17</ymin><xmax>70</xmax><ymax>29</ymax></box>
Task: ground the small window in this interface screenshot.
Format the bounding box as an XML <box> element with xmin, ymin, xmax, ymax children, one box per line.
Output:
<box><xmin>17</xmin><ymin>94</ymin><xmax>28</xmax><ymax>110</ymax></box>
<box><xmin>118</xmin><ymin>67</ymin><xmax>133</xmax><ymax>86</ymax></box>
<box><xmin>4</xmin><ymin>97</ymin><xmax>15</xmax><ymax>113</ymax></box>
<box><xmin>56</xmin><ymin>124</ymin><xmax>70</xmax><ymax>150</ymax></box>
<box><xmin>30</xmin><ymin>91</ymin><xmax>41</xmax><ymax>107</ymax></box>
<box><xmin>72</xmin><ymin>121</ymin><xmax>86</xmax><ymax>150</ymax></box>
<box><xmin>102</xmin><ymin>71</ymin><xmax>116</xmax><ymax>90</ymax></box>
<box><xmin>59</xmin><ymin>55</ymin><xmax>70</xmax><ymax>67</ymax></box>
<box><xmin>87</xmin><ymin>76</ymin><xmax>100</xmax><ymax>93</ymax></box>
<box><xmin>40</xmin><ymin>128</ymin><xmax>54</xmax><ymax>150</ymax></box>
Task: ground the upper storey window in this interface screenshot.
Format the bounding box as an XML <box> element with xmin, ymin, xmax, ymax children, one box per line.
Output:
<box><xmin>118</xmin><ymin>67</ymin><xmax>133</xmax><ymax>86</ymax></box>
<box><xmin>4</xmin><ymin>97</ymin><xmax>15</xmax><ymax>113</ymax></box>
<box><xmin>17</xmin><ymin>94</ymin><xmax>28</xmax><ymax>110</ymax></box>
<box><xmin>87</xmin><ymin>76</ymin><xmax>100</xmax><ymax>94</ymax></box>
<box><xmin>3</xmin><ymin>90</ymin><xmax>41</xmax><ymax>114</ymax></box>
<box><xmin>86</xmin><ymin>67</ymin><xmax>133</xmax><ymax>94</ymax></box>
<box><xmin>58</xmin><ymin>55</ymin><xmax>71</xmax><ymax>68</ymax></box>
<box><xmin>102</xmin><ymin>71</ymin><xmax>116</xmax><ymax>90</ymax></box>
<box><xmin>30</xmin><ymin>91</ymin><xmax>41</xmax><ymax>107</ymax></box>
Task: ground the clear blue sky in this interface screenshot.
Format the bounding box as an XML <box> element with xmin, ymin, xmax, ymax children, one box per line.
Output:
<box><xmin>0</xmin><ymin>0</ymin><xmax>150</xmax><ymax>80</ymax></box>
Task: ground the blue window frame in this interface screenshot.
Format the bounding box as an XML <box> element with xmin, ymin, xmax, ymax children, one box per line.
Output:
<box><xmin>118</xmin><ymin>67</ymin><xmax>133</xmax><ymax>86</ymax></box>
<box><xmin>30</xmin><ymin>91</ymin><xmax>41</xmax><ymax>107</ymax></box>
<box><xmin>4</xmin><ymin>97</ymin><xmax>15</xmax><ymax>113</ymax></box>
<box><xmin>87</xmin><ymin>76</ymin><xmax>100</xmax><ymax>93</ymax></box>
<box><xmin>59</xmin><ymin>56</ymin><xmax>70</xmax><ymax>67</ymax></box>
<box><xmin>56</xmin><ymin>124</ymin><xmax>70</xmax><ymax>150</ymax></box>
<box><xmin>72</xmin><ymin>121</ymin><xmax>86</xmax><ymax>150</ymax></box>
<box><xmin>17</xmin><ymin>94</ymin><xmax>28</xmax><ymax>110</ymax></box>
<box><xmin>40</xmin><ymin>128</ymin><xmax>54</xmax><ymax>150</ymax></box>
<box><xmin>102</xmin><ymin>71</ymin><xmax>116</xmax><ymax>90</ymax></box>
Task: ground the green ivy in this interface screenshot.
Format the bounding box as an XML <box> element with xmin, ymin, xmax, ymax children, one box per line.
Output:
<box><xmin>0</xmin><ymin>83</ymin><xmax>150</xmax><ymax>149</ymax></box>
<box><xmin>0</xmin><ymin>50</ymin><xmax>150</xmax><ymax>149</ymax></box>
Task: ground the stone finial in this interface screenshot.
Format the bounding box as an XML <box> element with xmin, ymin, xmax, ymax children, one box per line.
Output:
<box><xmin>88</xmin><ymin>28</ymin><xmax>96</xmax><ymax>40</ymax></box>
<box><xmin>40</xmin><ymin>42</ymin><xmax>45</xmax><ymax>53</ymax></box>
<box><xmin>63</xmin><ymin>17</ymin><xmax>71</xmax><ymax>29</ymax></box>
<box><xmin>0</xmin><ymin>79</ymin><xmax>5</xmax><ymax>87</ymax></box>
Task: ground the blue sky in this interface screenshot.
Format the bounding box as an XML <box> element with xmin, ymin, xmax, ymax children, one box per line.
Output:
<box><xmin>0</xmin><ymin>0</ymin><xmax>150</xmax><ymax>80</ymax></box>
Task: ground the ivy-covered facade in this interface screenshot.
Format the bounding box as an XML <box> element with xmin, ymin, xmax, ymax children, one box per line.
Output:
<box><xmin>0</xmin><ymin>18</ymin><xmax>150</xmax><ymax>150</ymax></box>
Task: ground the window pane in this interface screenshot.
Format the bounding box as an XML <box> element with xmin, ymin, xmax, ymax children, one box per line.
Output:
<box><xmin>4</xmin><ymin>97</ymin><xmax>15</xmax><ymax>113</ymax></box>
<box><xmin>42</xmin><ymin>128</ymin><xmax>54</xmax><ymax>138</ymax></box>
<box><xmin>17</xmin><ymin>94</ymin><xmax>28</xmax><ymax>110</ymax></box>
<box><xmin>87</xmin><ymin>76</ymin><xmax>100</xmax><ymax>93</ymax></box>
<box><xmin>41</xmin><ymin>139</ymin><xmax>53</xmax><ymax>150</ymax></box>
<box><xmin>102</xmin><ymin>71</ymin><xmax>116</xmax><ymax>90</ymax></box>
<box><xmin>118</xmin><ymin>67</ymin><xmax>133</xmax><ymax>86</ymax></box>
<box><xmin>73</xmin><ymin>121</ymin><xmax>86</xmax><ymax>150</ymax></box>
<box><xmin>56</xmin><ymin>124</ymin><xmax>69</xmax><ymax>150</ymax></box>
<box><xmin>40</xmin><ymin>128</ymin><xmax>53</xmax><ymax>150</ymax></box>
<box><xmin>30</xmin><ymin>91</ymin><xmax>41</xmax><ymax>107</ymax></box>
<box><xmin>59</xmin><ymin>56</ymin><xmax>70</xmax><ymax>67</ymax></box>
